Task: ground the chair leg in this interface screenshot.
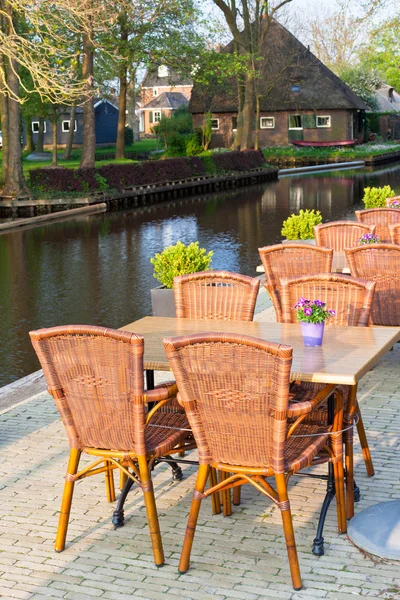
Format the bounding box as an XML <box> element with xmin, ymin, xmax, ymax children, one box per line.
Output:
<box><xmin>55</xmin><ymin>448</ymin><xmax>81</xmax><ymax>552</ymax></box>
<box><xmin>344</xmin><ymin>425</ymin><xmax>354</xmax><ymax>520</ymax></box>
<box><xmin>179</xmin><ymin>464</ymin><xmax>209</xmax><ymax>574</ymax></box>
<box><xmin>275</xmin><ymin>473</ymin><xmax>302</xmax><ymax>591</ymax></box>
<box><xmin>137</xmin><ymin>456</ymin><xmax>164</xmax><ymax>567</ymax></box>
<box><xmin>104</xmin><ymin>461</ymin><xmax>115</xmax><ymax>502</ymax></box>
<box><xmin>233</xmin><ymin>485</ymin><xmax>241</xmax><ymax>506</ymax></box>
<box><xmin>355</xmin><ymin>402</ymin><xmax>374</xmax><ymax>477</ymax></box>
<box><xmin>333</xmin><ymin>458</ymin><xmax>346</xmax><ymax>534</ymax></box>
<box><xmin>209</xmin><ymin>468</ymin><xmax>221</xmax><ymax>515</ymax></box>
<box><xmin>220</xmin><ymin>471</ymin><xmax>232</xmax><ymax>517</ymax></box>
<box><xmin>119</xmin><ymin>469</ymin><xmax>128</xmax><ymax>491</ymax></box>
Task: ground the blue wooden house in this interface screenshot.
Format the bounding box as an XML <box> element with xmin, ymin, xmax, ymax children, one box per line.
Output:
<box><xmin>26</xmin><ymin>99</ymin><xmax>119</xmax><ymax>147</ymax></box>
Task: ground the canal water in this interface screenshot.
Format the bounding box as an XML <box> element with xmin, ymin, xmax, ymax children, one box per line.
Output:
<box><xmin>1</xmin><ymin>164</ymin><xmax>400</xmax><ymax>387</ymax></box>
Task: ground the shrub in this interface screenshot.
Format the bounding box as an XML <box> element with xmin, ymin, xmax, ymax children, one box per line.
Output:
<box><xmin>362</xmin><ymin>186</ymin><xmax>396</xmax><ymax>208</ymax></box>
<box><xmin>211</xmin><ymin>150</ymin><xmax>266</xmax><ymax>172</ymax></box>
<box><xmin>150</xmin><ymin>241</ymin><xmax>213</xmax><ymax>289</ymax></box>
<box><xmin>186</xmin><ymin>132</ymin><xmax>203</xmax><ymax>156</ymax></box>
<box><xmin>281</xmin><ymin>209</ymin><xmax>322</xmax><ymax>240</ymax></box>
<box><xmin>29</xmin><ymin>151</ymin><xmax>267</xmax><ymax>193</ymax></box>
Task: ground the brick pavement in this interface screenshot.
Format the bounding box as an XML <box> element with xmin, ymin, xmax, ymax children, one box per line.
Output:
<box><xmin>1</xmin><ymin>308</ymin><xmax>400</xmax><ymax>599</ymax></box>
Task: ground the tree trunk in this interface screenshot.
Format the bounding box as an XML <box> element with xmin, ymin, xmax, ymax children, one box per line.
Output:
<box><xmin>239</xmin><ymin>71</ymin><xmax>255</xmax><ymax>150</ymax></box>
<box><xmin>115</xmin><ymin>65</ymin><xmax>127</xmax><ymax>159</ymax></box>
<box><xmin>63</xmin><ymin>105</ymin><xmax>76</xmax><ymax>159</ymax></box>
<box><xmin>255</xmin><ymin>95</ymin><xmax>260</xmax><ymax>150</ymax></box>
<box><xmin>1</xmin><ymin>6</ymin><xmax>29</xmax><ymax>199</ymax></box>
<box><xmin>51</xmin><ymin>106</ymin><xmax>58</xmax><ymax>166</ymax></box>
<box><xmin>115</xmin><ymin>21</ymin><xmax>128</xmax><ymax>160</ymax></box>
<box><xmin>80</xmin><ymin>27</ymin><xmax>95</xmax><ymax>168</ymax></box>
<box><xmin>25</xmin><ymin>115</ymin><xmax>35</xmax><ymax>153</ymax></box>
<box><xmin>37</xmin><ymin>117</ymin><xmax>44</xmax><ymax>152</ymax></box>
<box><xmin>0</xmin><ymin>54</ymin><xmax>9</xmax><ymax>182</ymax></box>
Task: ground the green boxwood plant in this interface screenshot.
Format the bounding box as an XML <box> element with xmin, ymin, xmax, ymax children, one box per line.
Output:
<box><xmin>281</xmin><ymin>209</ymin><xmax>322</xmax><ymax>240</ymax></box>
<box><xmin>150</xmin><ymin>241</ymin><xmax>213</xmax><ymax>289</ymax></box>
<box><xmin>362</xmin><ymin>186</ymin><xmax>396</xmax><ymax>208</ymax></box>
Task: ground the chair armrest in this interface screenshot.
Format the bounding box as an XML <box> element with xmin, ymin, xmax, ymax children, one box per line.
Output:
<box><xmin>146</xmin><ymin>381</ymin><xmax>178</xmax><ymax>403</ymax></box>
<box><xmin>287</xmin><ymin>383</ymin><xmax>338</xmax><ymax>418</ymax></box>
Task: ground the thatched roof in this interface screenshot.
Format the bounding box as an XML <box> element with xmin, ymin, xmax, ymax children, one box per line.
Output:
<box><xmin>189</xmin><ymin>20</ymin><xmax>368</xmax><ymax>114</ymax></box>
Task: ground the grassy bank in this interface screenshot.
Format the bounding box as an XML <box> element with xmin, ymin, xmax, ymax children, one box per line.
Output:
<box><xmin>1</xmin><ymin>139</ymin><xmax>161</xmax><ymax>175</ymax></box>
<box><xmin>263</xmin><ymin>142</ymin><xmax>400</xmax><ymax>162</ymax></box>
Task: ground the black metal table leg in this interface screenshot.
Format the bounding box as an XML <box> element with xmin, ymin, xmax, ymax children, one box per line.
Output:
<box><xmin>312</xmin><ymin>393</ymin><xmax>336</xmax><ymax>556</ymax></box>
<box><xmin>112</xmin><ymin>477</ymin><xmax>134</xmax><ymax>528</ymax></box>
<box><xmin>312</xmin><ymin>462</ymin><xmax>335</xmax><ymax>555</ymax></box>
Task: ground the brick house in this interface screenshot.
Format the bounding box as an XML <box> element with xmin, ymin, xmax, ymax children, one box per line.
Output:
<box><xmin>189</xmin><ymin>20</ymin><xmax>369</xmax><ymax>148</ymax></box>
<box><xmin>139</xmin><ymin>65</ymin><xmax>193</xmax><ymax>134</ymax></box>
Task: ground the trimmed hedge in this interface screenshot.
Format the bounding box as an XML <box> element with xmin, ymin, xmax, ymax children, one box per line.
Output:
<box><xmin>29</xmin><ymin>150</ymin><xmax>266</xmax><ymax>193</ymax></box>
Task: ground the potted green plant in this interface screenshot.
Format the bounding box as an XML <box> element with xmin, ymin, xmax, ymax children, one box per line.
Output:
<box><xmin>150</xmin><ymin>241</ymin><xmax>213</xmax><ymax>317</ymax></box>
<box><xmin>281</xmin><ymin>209</ymin><xmax>322</xmax><ymax>243</ymax></box>
<box><xmin>362</xmin><ymin>186</ymin><xmax>395</xmax><ymax>208</ymax></box>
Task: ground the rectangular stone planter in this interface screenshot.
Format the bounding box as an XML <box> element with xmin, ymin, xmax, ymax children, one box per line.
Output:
<box><xmin>150</xmin><ymin>286</ymin><xmax>176</xmax><ymax>317</ymax></box>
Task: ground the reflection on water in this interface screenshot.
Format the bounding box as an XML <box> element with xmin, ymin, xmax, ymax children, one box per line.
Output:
<box><xmin>1</xmin><ymin>164</ymin><xmax>400</xmax><ymax>386</ymax></box>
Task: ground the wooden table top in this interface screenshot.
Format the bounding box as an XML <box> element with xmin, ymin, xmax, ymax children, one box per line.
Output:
<box><xmin>121</xmin><ymin>317</ymin><xmax>400</xmax><ymax>386</ymax></box>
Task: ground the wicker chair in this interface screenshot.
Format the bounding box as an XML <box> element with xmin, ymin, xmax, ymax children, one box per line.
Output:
<box><xmin>258</xmin><ymin>244</ymin><xmax>333</xmax><ymax>321</ymax></box>
<box><xmin>280</xmin><ymin>273</ymin><xmax>376</xmax><ymax>518</ymax></box>
<box><xmin>355</xmin><ymin>208</ymin><xmax>400</xmax><ymax>243</ymax></box>
<box><xmin>389</xmin><ymin>223</ymin><xmax>400</xmax><ymax>245</ymax></box>
<box><xmin>163</xmin><ymin>332</ymin><xmax>345</xmax><ymax>591</ymax></box>
<box><xmin>314</xmin><ymin>221</ymin><xmax>376</xmax><ymax>250</ymax></box>
<box><xmin>173</xmin><ymin>270</ymin><xmax>260</xmax><ymax>321</ymax></box>
<box><xmin>345</xmin><ymin>244</ymin><xmax>400</xmax><ymax>326</ymax></box>
<box><xmin>29</xmin><ymin>325</ymin><xmax>193</xmax><ymax>565</ymax></box>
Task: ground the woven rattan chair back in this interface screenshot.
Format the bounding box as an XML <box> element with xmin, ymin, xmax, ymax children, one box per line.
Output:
<box><xmin>258</xmin><ymin>244</ymin><xmax>333</xmax><ymax>321</ymax></box>
<box><xmin>280</xmin><ymin>273</ymin><xmax>375</xmax><ymax>326</ymax></box>
<box><xmin>164</xmin><ymin>332</ymin><xmax>292</xmax><ymax>471</ymax></box>
<box><xmin>173</xmin><ymin>270</ymin><xmax>260</xmax><ymax>321</ymax></box>
<box><xmin>30</xmin><ymin>325</ymin><xmax>146</xmax><ymax>452</ymax></box>
<box><xmin>345</xmin><ymin>244</ymin><xmax>400</xmax><ymax>325</ymax></box>
<box><xmin>355</xmin><ymin>208</ymin><xmax>400</xmax><ymax>243</ymax></box>
<box><xmin>314</xmin><ymin>221</ymin><xmax>376</xmax><ymax>251</ymax></box>
<box><xmin>389</xmin><ymin>223</ymin><xmax>400</xmax><ymax>245</ymax></box>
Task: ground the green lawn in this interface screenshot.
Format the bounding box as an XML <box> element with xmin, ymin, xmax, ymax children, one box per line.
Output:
<box><xmin>12</xmin><ymin>139</ymin><xmax>162</xmax><ymax>174</ymax></box>
<box><xmin>263</xmin><ymin>142</ymin><xmax>400</xmax><ymax>161</ymax></box>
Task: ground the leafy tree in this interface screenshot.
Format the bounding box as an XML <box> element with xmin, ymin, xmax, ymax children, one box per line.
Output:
<box><xmin>361</xmin><ymin>17</ymin><xmax>400</xmax><ymax>91</ymax></box>
<box><xmin>338</xmin><ymin>65</ymin><xmax>381</xmax><ymax>110</ymax></box>
<box><xmin>152</xmin><ymin>107</ymin><xmax>193</xmax><ymax>156</ymax></box>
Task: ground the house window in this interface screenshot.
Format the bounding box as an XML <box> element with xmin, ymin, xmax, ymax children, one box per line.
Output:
<box><xmin>317</xmin><ymin>115</ymin><xmax>331</xmax><ymax>128</ymax></box>
<box><xmin>232</xmin><ymin>116</ymin><xmax>237</xmax><ymax>131</ymax></box>
<box><xmin>211</xmin><ymin>118</ymin><xmax>219</xmax><ymax>130</ymax></box>
<box><xmin>289</xmin><ymin>115</ymin><xmax>302</xmax><ymax>130</ymax></box>
<box><xmin>153</xmin><ymin>110</ymin><xmax>161</xmax><ymax>123</ymax></box>
<box><xmin>260</xmin><ymin>117</ymin><xmax>275</xmax><ymax>129</ymax></box>
<box><xmin>32</xmin><ymin>121</ymin><xmax>46</xmax><ymax>133</ymax></box>
<box><xmin>62</xmin><ymin>120</ymin><xmax>77</xmax><ymax>133</ymax></box>
<box><xmin>153</xmin><ymin>88</ymin><xmax>158</xmax><ymax>96</ymax></box>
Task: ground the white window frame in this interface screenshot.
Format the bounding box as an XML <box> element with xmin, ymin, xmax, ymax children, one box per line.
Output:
<box><xmin>211</xmin><ymin>118</ymin><xmax>219</xmax><ymax>130</ymax></box>
<box><xmin>260</xmin><ymin>116</ymin><xmax>275</xmax><ymax>129</ymax></box>
<box><xmin>153</xmin><ymin>110</ymin><xmax>161</xmax><ymax>123</ymax></box>
<box><xmin>32</xmin><ymin>121</ymin><xmax>46</xmax><ymax>133</ymax></box>
<box><xmin>153</xmin><ymin>88</ymin><xmax>158</xmax><ymax>96</ymax></box>
<box><xmin>317</xmin><ymin>115</ymin><xmax>331</xmax><ymax>128</ymax></box>
<box><xmin>289</xmin><ymin>114</ymin><xmax>303</xmax><ymax>130</ymax></box>
<box><xmin>61</xmin><ymin>120</ymin><xmax>77</xmax><ymax>133</ymax></box>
